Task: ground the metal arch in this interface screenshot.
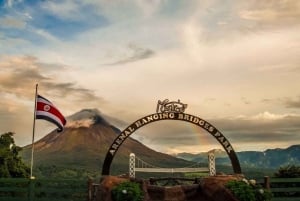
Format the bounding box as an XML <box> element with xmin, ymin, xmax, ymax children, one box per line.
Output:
<box><xmin>101</xmin><ymin>112</ymin><xmax>242</xmax><ymax>175</ymax></box>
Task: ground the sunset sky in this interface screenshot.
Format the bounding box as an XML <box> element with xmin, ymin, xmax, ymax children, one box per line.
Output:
<box><xmin>0</xmin><ymin>0</ymin><xmax>300</xmax><ymax>154</ymax></box>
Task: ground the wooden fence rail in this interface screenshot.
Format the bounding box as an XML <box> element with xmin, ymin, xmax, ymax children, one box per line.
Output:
<box><xmin>263</xmin><ymin>176</ymin><xmax>300</xmax><ymax>201</ymax></box>
<box><xmin>0</xmin><ymin>178</ymin><xmax>91</xmax><ymax>201</ymax></box>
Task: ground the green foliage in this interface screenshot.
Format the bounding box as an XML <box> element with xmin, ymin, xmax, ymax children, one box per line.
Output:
<box><xmin>184</xmin><ymin>172</ymin><xmax>209</xmax><ymax>178</ymax></box>
<box><xmin>0</xmin><ymin>178</ymin><xmax>87</xmax><ymax>201</ymax></box>
<box><xmin>274</xmin><ymin>164</ymin><xmax>300</xmax><ymax>178</ymax></box>
<box><xmin>226</xmin><ymin>180</ymin><xmax>256</xmax><ymax>201</ymax></box>
<box><xmin>226</xmin><ymin>180</ymin><xmax>272</xmax><ymax>201</ymax></box>
<box><xmin>111</xmin><ymin>181</ymin><xmax>143</xmax><ymax>201</ymax></box>
<box><xmin>34</xmin><ymin>165</ymin><xmax>101</xmax><ymax>179</ymax></box>
<box><xmin>0</xmin><ymin>132</ymin><xmax>29</xmax><ymax>178</ymax></box>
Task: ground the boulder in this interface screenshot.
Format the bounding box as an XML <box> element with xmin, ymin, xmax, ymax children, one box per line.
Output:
<box><xmin>95</xmin><ymin>175</ymin><xmax>128</xmax><ymax>201</ymax></box>
<box><xmin>200</xmin><ymin>175</ymin><xmax>243</xmax><ymax>201</ymax></box>
<box><xmin>96</xmin><ymin>175</ymin><xmax>243</xmax><ymax>201</ymax></box>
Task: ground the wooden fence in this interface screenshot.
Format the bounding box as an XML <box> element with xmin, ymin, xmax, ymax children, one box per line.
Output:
<box><xmin>0</xmin><ymin>178</ymin><xmax>91</xmax><ymax>201</ymax></box>
<box><xmin>2</xmin><ymin>177</ymin><xmax>300</xmax><ymax>201</ymax></box>
<box><xmin>263</xmin><ymin>176</ymin><xmax>300</xmax><ymax>201</ymax></box>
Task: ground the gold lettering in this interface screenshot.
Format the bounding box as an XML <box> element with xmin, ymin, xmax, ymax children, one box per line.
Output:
<box><xmin>162</xmin><ymin>113</ymin><xmax>169</xmax><ymax>119</ymax></box>
<box><xmin>147</xmin><ymin>116</ymin><xmax>153</xmax><ymax>121</ymax></box>
<box><xmin>169</xmin><ymin>113</ymin><xmax>175</xmax><ymax>118</ymax></box>
<box><xmin>204</xmin><ymin>123</ymin><xmax>210</xmax><ymax>130</ymax></box>
<box><xmin>116</xmin><ymin>139</ymin><xmax>123</xmax><ymax>145</ymax></box>
<box><xmin>209</xmin><ymin>126</ymin><xmax>215</xmax><ymax>133</ymax></box>
<box><xmin>214</xmin><ymin>132</ymin><xmax>221</xmax><ymax>137</ymax></box>
<box><xmin>135</xmin><ymin>121</ymin><xmax>142</xmax><ymax>128</ymax></box>
<box><xmin>109</xmin><ymin>149</ymin><xmax>115</xmax><ymax>155</ymax></box>
<box><xmin>128</xmin><ymin>126</ymin><xmax>134</xmax><ymax>132</ymax></box>
<box><xmin>193</xmin><ymin>117</ymin><xmax>199</xmax><ymax>124</ymax></box>
<box><xmin>112</xmin><ymin>143</ymin><xmax>119</xmax><ymax>149</ymax></box>
<box><xmin>178</xmin><ymin>113</ymin><xmax>184</xmax><ymax>119</ymax></box>
<box><xmin>199</xmin><ymin>120</ymin><xmax>205</xmax><ymax>126</ymax></box>
<box><xmin>124</xmin><ymin>130</ymin><xmax>131</xmax><ymax>136</ymax></box>
<box><xmin>119</xmin><ymin>133</ymin><xmax>126</xmax><ymax>140</ymax></box>
<box><xmin>142</xmin><ymin>118</ymin><xmax>148</xmax><ymax>124</ymax></box>
<box><xmin>153</xmin><ymin>114</ymin><xmax>159</xmax><ymax>120</ymax></box>
<box><xmin>226</xmin><ymin>146</ymin><xmax>233</xmax><ymax>153</ymax></box>
<box><xmin>184</xmin><ymin>114</ymin><xmax>190</xmax><ymax>120</ymax></box>
<box><xmin>218</xmin><ymin>136</ymin><xmax>225</xmax><ymax>142</ymax></box>
<box><xmin>222</xmin><ymin>140</ymin><xmax>229</xmax><ymax>147</ymax></box>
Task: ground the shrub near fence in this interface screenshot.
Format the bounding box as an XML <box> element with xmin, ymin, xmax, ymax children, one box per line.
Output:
<box><xmin>0</xmin><ymin>178</ymin><xmax>87</xmax><ymax>201</ymax></box>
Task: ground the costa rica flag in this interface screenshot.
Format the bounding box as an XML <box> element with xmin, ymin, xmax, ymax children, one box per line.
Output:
<box><xmin>36</xmin><ymin>95</ymin><xmax>66</xmax><ymax>132</ymax></box>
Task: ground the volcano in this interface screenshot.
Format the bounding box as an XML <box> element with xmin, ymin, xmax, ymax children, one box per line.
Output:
<box><xmin>21</xmin><ymin>109</ymin><xmax>191</xmax><ymax>177</ymax></box>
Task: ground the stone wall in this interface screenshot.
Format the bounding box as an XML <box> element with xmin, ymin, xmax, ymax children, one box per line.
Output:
<box><xmin>96</xmin><ymin>175</ymin><xmax>243</xmax><ymax>201</ymax></box>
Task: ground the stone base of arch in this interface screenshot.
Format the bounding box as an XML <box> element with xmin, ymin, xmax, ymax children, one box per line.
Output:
<box><xmin>95</xmin><ymin>175</ymin><xmax>243</xmax><ymax>201</ymax></box>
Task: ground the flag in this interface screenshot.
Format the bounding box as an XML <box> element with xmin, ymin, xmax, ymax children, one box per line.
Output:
<box><xmin>36</xmin><ymin>95</ymin><xmax>66</xmax><ymax>132</ymax></box>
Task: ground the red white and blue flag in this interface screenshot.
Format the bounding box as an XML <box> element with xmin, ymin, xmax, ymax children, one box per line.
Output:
<box><xmin>36</xmin><ymin>95</ymin><xmax>66</xmax><ymax>132</ymax></box>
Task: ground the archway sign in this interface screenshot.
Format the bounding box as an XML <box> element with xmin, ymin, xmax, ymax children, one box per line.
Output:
<box><xmin>102</xmin><ymin>99</ymin><xmax>242</xmax><ymax>175</ymax></box>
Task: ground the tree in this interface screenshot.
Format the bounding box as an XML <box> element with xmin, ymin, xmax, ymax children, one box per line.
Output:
<box><xmin>274</xmin><ymin>164</ymin><xmax>300</xmax><ymax>178</ymax></box>
<box><xmin>0</xmin><ymin>132</ymin><xmax>30</xmax><ymax>178</ymax></box>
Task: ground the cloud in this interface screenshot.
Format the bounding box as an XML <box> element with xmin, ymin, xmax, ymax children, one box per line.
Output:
<box><xmin>239</xmin><ymin>0</ymin><xmax>300</xmax><ymax>28</ymax></box>
<box><xmin>4</xmin><ymin>0</ymin><xmax>23</xmax><ymax>8</ymax></box>
<box><xmin>241</xmin><ymin>97</ymin><xmax>251</xmax><ymax>105</ymax></box>
<box><xmin>0</xmin><ymin>55</ymin><xmax>103</xmax><ymax>102</ymax></box>
<box><xmin>263</xmin><ymin>96</ymin><xmax>300</xmax><ymax>109</ymax></box>
<box><xmin>0</xmin><ymin>16</ymin><xmax>26</xmax><ymax>29</ymax></box>
<box><xmin>208</xmin><ymin>112</ymin><xmax>300</xmax><ymax>147</ymax></box>
<box><xmin>40</xmin><ymin>0</ymin><xmax>80</xmax><ymax>20</ymax></box>
<box><xmin>285</xmin><ymin>96</ymin><xmax>300</xmax><ymax>108</ymax></box>
<box><xmin>104</xmin><ymin>43</ymin><xmax>155</xmax><ymax>66</ymax></box>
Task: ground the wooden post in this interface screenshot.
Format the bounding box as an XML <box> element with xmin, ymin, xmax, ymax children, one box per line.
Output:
<box><xmin>263</xmin><ymin>176</ymin><xmax>270</xmax><ymax>189</ymax></box>
<box><xmin>87</xmin><ymin>178</ymin><xmax>93</xmax><ymax>201</ymax></box>
<box><xmin>28</xmin><ymin>178</ymin><xmax>35</xmax><ymax>201</ymax></box>
<box><xmin>30</xmin><ymin>84</ymin><xmax>38</xmax><ymax>179</ymax></box>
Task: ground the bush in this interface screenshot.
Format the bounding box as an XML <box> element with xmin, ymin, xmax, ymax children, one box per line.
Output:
<box><xmin>274</xmin><ymin>165</ymin><xmax>300</xmax><ymax>178</ymax></box>
<box><xmin>0</xmin><ymin>132</ymin><xmax>29</xmax><ymax>178</ymax></box>
<box><xmin>111</xmin><ymin>181</ymin><xmax>143</xmax><ymax>201</ymax></box>
<box><xmin>226</xmin><ymin>179</ymin><xmax>272</xmax><ymax>201</ymax></box>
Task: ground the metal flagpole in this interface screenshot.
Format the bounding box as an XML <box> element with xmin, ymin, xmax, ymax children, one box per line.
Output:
<box><xmin>30</xmin><ymin>83</ymin><xmax>38</xmax><ymax>179</ymax></box>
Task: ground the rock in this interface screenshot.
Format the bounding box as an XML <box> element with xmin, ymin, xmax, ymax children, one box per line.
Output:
<box><xmin>96</xmin><ymin>175</ymin><xmax>243</xmax><ymax>201</ymax></box>
<box><xmin>200</xmin><ymin>175</ymin><xmax>243</xmax><ymax>201</ymax></box>
<box><xmin>95</xmin><ymin>175</ymin><xmax>128</xmax><ymax>201</ymax></box>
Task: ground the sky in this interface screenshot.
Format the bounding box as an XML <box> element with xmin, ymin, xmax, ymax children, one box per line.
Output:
<box><xmin>0</xmin><ymin>0</ymin><xmax>300</xmax><ymax>154</ymax></box>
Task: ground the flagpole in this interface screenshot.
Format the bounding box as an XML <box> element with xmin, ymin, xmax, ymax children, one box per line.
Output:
<box><xmin>30</xmin><ymin>83</ymin><xmax>38</xmax><ymax>179</ymax></box>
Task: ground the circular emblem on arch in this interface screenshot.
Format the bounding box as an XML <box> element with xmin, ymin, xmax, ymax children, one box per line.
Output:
<box><xmin>102</xmin><ymin>100</ymin><xmax>242</xmax><ymax>175</ymax></box>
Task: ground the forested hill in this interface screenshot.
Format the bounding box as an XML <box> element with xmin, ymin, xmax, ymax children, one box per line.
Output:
<box><xmin>176</xmin><ymin>145</ymin><xmax>300</xmax><ymax>169</ymax></box>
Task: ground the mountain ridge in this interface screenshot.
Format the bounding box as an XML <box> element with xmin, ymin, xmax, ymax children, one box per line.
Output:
<box><xmin>176</xmin><ymin>144</ymin><xmax>300</xmax><ymax>169</ymax></box>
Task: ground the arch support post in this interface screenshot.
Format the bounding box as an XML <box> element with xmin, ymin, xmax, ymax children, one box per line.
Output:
<box><xmin>208</xmin><ymin>152</ymin><xmax>216</xmax><ymax>176</ymax></box>
<box><xmin>129</xmin><ymin>153</ymin><xmax>136</xmax><ymax>178</ymax></box>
